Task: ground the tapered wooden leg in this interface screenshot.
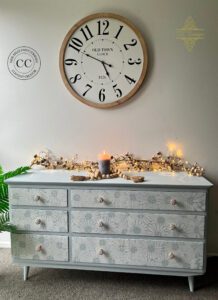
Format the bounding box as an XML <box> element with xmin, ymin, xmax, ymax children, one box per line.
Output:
<box><xmin>23</xmin><ymin>266</ymin><xmax>30</xmax><ymax>281</ymax></box>
<box><xmin>188</xmin><ymin>276</ymin><xmax>194</xmax><ymax>292</ymax></box>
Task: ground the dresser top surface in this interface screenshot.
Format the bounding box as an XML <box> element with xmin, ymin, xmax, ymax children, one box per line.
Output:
<box><xmin>5</xmin><ymin>170</ymin><xmax>212</xmax><ymax>188</ymax></box>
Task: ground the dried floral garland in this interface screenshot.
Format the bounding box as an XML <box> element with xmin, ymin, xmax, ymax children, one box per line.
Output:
<box><xmin>31</xmin><ymin>149</ymin><xmax>204</xmax><ymax>178</ymax></box>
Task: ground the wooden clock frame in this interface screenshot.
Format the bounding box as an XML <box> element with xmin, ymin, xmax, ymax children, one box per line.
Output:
<box><xmin>59</xmin><ymin>13</ymin><xmax>148</xmax><ymax>108</ymax></box>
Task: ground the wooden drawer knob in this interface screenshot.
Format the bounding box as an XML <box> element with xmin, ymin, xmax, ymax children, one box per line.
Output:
<box><xmin>98</xmin><ymin>249</ymin><xmax>104</xmax><ymax>255</ymax></box>
<box><xmin>35</xmin><ymin>244</ymin><xmax>43</xmax><ymax>252</ymax></box>
<box><xmin>98</xmin><ymin>197</ymin><xmax>104</xmax><ymax>203</ymax></box>
<box><xmin>169</xmin><ymin>224</ymin><xmax>176</xmax><ymax>230</ymax></box>
<box><xmin>34</xmin><ymin>195</ymin><xmax>41</xmax><ymax>202</ymax></box>
<box><xmin>35</xmin><ymin>218</ymin><xmax>42</xmax><ymax>225</ymax></box>
<box><xmin>168</xmin><ymin>252</ymin><xmax>175</xmax><ymax>259</ymax></box>
<box><xmin>98</xmin><ymin>221</ymin><xmax>104</xmax><ymax>228</ymax></box>
<box><xmin>170</xmin><ymin>199</ymin><xmax>177</xmax><ymax>206</ymax></box>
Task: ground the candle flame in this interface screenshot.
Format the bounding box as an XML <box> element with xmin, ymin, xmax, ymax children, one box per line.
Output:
<box><xmin>176</xmin><ymin>149</ymin><xmax>183</xmax><ymax>158</ymax></box>
<box><xmin>167</xmin><ymin>143</ymin><xmax>176</xmax><ymax>153</ymax></box>
<box><xmin>167</xmin><ymin>142</ymin><xmax>184</xmax><ymax>158</ymax></box>
<box><xmin>98</xmin><ymin>150</ymin><xmax>111</xmax><ymax>160</ymax></box>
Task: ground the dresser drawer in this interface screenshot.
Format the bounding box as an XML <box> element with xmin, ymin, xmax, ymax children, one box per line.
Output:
<box><xmin>11</xmin><ymin>209</ymin><xmax>68</xmax><ymax>232</ymax></box>
<box><xmin>12</xmin><ymin>234</ymin><xmax>68</xmax><ymax>261</ymax></box>
<box><xmin>70</xmin><ymin>189</ymin><xmax>206</xmax><ymax>211</ymax></box>
<box><xmin>71</xmin><ymin>237</ymin><xmax>204</xmax><ymax>270</ymax></box>
<box><xmin>71</xmin><ymin>211</ymin><xmax>205</xmax><ymax>239</ymax></box>
<box><xmin>9</xmin><ymin>188</ymin><xmax>67</xmax><ymax>207</ymax></box>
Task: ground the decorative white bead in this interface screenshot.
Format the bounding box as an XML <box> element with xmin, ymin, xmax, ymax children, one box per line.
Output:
<box><xmin>98</xmin><ymin>221</ymin><xmax>104</xmax><ymax>227</ymax></box>
<box><xmin>34</xmin><ymin>195</ymin><xmax>41</xmax><ymax>201</ymax></box>
<box><xmin>35</xmin><ymin>244</ymin><xmax>43</xmax><ymax>252</ymax></box>
<box><xmin>170</xmin><ymin>199</ymin><xmax>177</xmax><ymax>206</ymax></box>
<box><xmin>98</xmin><ymin>197</ymin><xmax>104</xmax><ymax>203</ymax></box>
<box><xmin>35</xmin><ymin>218</ymin><xmax>42</xmax><ymax>225</ymax></box>
<box><xmin>168</xmin><ymin>252</ymin><xmax>175</xmax><ymax>259</ymax></box>
<box><xmin>169</xmin><ymin>224</ymin><xmax>176</xmax><ymax>230</ymax></box>
<box><xmin>98</xmin><ymin>249</ymin><xmax>104</xmax><ymax>255</ymax></box>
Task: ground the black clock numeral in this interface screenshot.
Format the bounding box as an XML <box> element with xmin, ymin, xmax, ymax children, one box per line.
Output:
<box><xmin>128</xmin><ymin>58</ymin><xmax>142</xmax><ymax>65</ymax></box>
<box><xmin>97</xmin><ymin>20</ymin><xmax>109</xmax><ymax>35</ymax></box>
<box><xmin>114</xmin><ymin>25</ymin><xmax>124</xmax><ymax>39</ymax></box>
<box><xmin>124</xmin><ymin>39</ymin><xmax>137</xmax><ymax>51</ymax></box>
<box><xmin>80</xmin><ymin>25</ymin><xmax>93</xmax><ymax>41</ymax></box>
<box><xmin>70</xmin><ymin>74</ymin><xmax>81</xmax><ymax>84</ymax></box>
<box><xmin>99</xmin><ymin>88</ymin><xmax>106</xmax><ymax>102</ymax></box>
<box><xmin>124</xmin><ymin>74</ymin><xmax>136</xmax><ymax>85</ymax></box>
<box><xmin>112</xmin><ymin>84</ymin><xmax>122</xmax><ymax>98</ymax></box>
<box><xmin>69</xmin><ymin>37</ymin><xmax>83</xmax><ymax>53</ymax></box>
<box><xmin>64</xmin><ymin>58</ymin><xmax>78</xmax><ymax>66</ymax></box>
<box><xmin>83</xmin><ymin>84</ymin><xmax>92</xmax><ymax>97</ymax></box>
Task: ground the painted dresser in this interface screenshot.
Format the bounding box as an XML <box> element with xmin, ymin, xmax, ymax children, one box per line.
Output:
<box><xmin>6</xmin><ymin>170</ymin><xmax>212</xmax><ymax>292</ymax></box>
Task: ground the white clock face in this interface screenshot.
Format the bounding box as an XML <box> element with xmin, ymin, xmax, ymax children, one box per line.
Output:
<box><xmin>60</xmin><ymin>13</ymin><xmax>147</xmax><ymax>108</ymax></box>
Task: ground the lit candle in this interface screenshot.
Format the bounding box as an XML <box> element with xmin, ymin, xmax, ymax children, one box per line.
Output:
<box><xmin>176</xmin><ymin>149</ymin><xmax>183</xmax><ymax>158</ymax></box>
<box><xmin>98</xmin><ymin>151</ymin><xmax>111</xmax><ymax>175</ymax></box>
<box><xmin>167</xmin><ymin>143</ymin><xmax>176</xmax><ymax>155</ymax></box>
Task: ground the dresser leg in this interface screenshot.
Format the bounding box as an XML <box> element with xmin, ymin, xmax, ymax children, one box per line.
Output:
<box><xmin>23</xmin><ymin>266</ymin><xmax>30</xmax><ymax>281</ymax></box>
<box><xmin>188</xmin><ymin>276</ymin><xmax>194</xmax><ymax>292</ymax></box>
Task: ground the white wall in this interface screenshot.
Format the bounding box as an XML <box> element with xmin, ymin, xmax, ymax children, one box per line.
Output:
<box><xmin>0</xmin><ymin>0</ymin><xmax>218</xmax><ymax>253</ymax></box>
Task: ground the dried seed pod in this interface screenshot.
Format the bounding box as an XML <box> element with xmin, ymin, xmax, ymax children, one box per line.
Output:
<box><xmin>131</xmin><ymin>176</ymin><xmax>144</xmax><ymax>183</ymax></box>
<box><xmin>71</xmin><ymin>175</ymin><xmax>88</xmax><ymax>181</ymax></box>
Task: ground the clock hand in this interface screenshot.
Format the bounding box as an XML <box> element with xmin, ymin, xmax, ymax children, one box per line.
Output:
<box><xmin>82</xmin><ymin>52</ymin><xmax>112</xmax><ymax>67</ymax></box>
<box><xmin>102</xmin><ymin>62</ymin><xmax>111</xmax><ymax>79</ymax></box>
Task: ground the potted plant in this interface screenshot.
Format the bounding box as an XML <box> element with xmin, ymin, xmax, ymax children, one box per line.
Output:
<box><xmin>0</xmin><ymin>165</ymin><xmax>30</xmax><ymax>232</ymax></box>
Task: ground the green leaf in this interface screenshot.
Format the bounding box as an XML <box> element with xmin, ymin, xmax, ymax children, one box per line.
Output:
<box><xmin>0</xmin><ymin>198</ymin><xmax>9</xmax><ymax>213</ymax></box>
<box><xmin>0</xmin><ymin>212</ymin><xmax>16</xmax><ymax>233</ymax></box>
<box><xmin>0</xmin><ymin>166</ymin><xmax>30</xmax><ymax>182</ymax></box>
<box><xmin>0</xmin><ymin>211</ymin><xmax>9</xmax><ymax>223</ymax></box>
<box><xmin>0</xmin><ymin>183</ymin><xmax>8</xmax><ymax>199</ymax></box>
<box><xmin>0</xmin><ymin>165</ymin><xmax>3</xmax><ymax>175</ymax></box>
<box><xmin>0</xmin><ymin>165</ymin><xmax>30</xmax><ymax>232</ymax></box>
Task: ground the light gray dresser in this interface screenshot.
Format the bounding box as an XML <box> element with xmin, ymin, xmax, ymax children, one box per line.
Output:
<box><xmin>6</xmin><ymin>170</ymin><xmax>212</xmax><ymax>292</ymax></box>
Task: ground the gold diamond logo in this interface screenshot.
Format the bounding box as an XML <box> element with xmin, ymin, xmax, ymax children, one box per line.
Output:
<box><xmin>176</xmin><ymin>17</ymin><xmax>205</xmax><ymax>52</ymax></box>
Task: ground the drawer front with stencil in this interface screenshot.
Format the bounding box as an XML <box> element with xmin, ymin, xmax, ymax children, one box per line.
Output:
<box><xmin>11</xmin><ymin>209</ymin><xmax>68</xmax><ymax>232</ymax></box>
<box><xmin>70</xmin><ymin>189</ymin><xmax>206</xmax><ymax>211</ymax></box>
<box><xmin>71</xmin><ymin>237</ymin><xmax>204</xmax><ymax>270</ymax></box>
<box><xmin>71</xmin><ymin>210</ymin><xmax>205</xmax><ymax>238</ymax></box>
<box><xmin>10</xmin><ymin>188</ymin><xmax>67</xmax><ymax>207</ymax></box>
<box><xmin>12</xmin><ymin>234</ymin><xmax>68</xmax><ymax>261</ymax></box>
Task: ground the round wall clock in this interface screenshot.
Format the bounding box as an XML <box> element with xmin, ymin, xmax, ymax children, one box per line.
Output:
<box><xmin>59</xmin><ymin>13</ymin><xmax>148</xmax><ymax>108</ymax></box>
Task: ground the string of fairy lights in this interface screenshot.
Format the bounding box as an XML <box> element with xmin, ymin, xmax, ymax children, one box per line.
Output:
<box><xmin>31</xmin><ymin>148</ymin><xmax>204</xmax><ymax>178</ymax></box>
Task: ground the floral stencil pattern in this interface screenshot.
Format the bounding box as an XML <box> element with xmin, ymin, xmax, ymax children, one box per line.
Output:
<box><xmin>10</xmin><ymin>188</ymin><xmax>67</xmax><ymax>207</ymax></box>
<box><xmin>71</xmin><ymin>190</ymin><xmax>206</xmax><ymax>211</ymax></box>
<box><xmin>11</xmin><ymin>209</ymin><xmax>68</xmax><ymax>232</ymax></box>
<box><xmin>12</xmin><ymin>234</ymin><xmax>68</xmax><ymax>261</ymax></box>
<box><xmin>71</xmin><ymin>237</ymin><xmax>204</xmax><ymax>270</ymax></box>
<box><xmin>71</xmin><ymin>211</ymin><xmax>205</xmax><ymax>238</ymax></box>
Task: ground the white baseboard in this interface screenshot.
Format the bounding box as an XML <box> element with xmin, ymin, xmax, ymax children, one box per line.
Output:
<box><xmin>0</xmin><ymin>232</ymin><xmax>10</xmax><ymax>248</ymax></box>
<box><xmin>0</xmin><ymin>241</ymin><xmax>11</xmax><ymax>248</ymax></box>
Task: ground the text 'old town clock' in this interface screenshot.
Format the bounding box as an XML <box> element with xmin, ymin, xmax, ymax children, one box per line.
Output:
<box><xmin>59</xmin><ymin>13</ymin><xmax>148</xmax><ymax>108</ymax></box>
